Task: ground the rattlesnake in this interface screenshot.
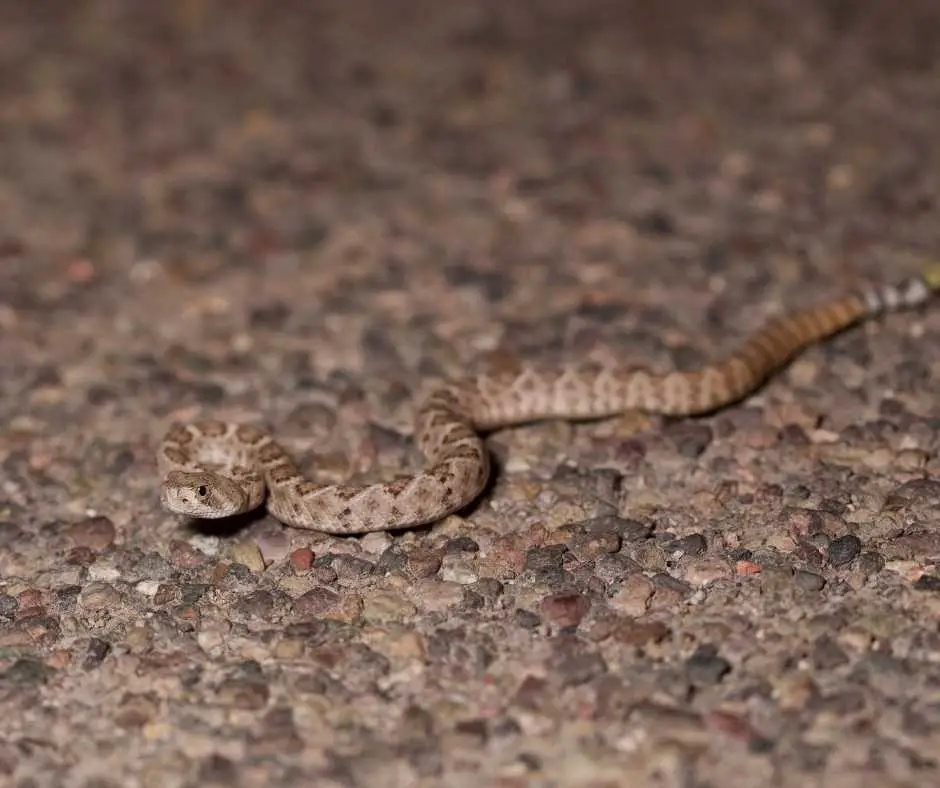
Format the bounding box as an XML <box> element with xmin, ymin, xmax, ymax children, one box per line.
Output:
<box><xmin>159</xmin><ymin>268</ymin><xmax>940</xmax><ymax>534</ymax></box>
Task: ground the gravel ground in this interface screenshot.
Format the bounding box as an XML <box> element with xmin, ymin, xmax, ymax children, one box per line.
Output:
<box><xmin>3</xmin><ymin>2</ymin><xmax>940</xmax><ymax>786</ymax></box>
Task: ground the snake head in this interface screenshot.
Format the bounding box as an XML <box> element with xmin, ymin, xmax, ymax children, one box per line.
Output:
<box><xmin>160</xmin><ymin>470</ymin><xmax>250</xmax><ymax>518</ymax></box>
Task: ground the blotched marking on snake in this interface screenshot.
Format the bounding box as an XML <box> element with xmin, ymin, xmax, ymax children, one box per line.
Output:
<box><xmin>158</xmin><ymin>267</ymin><xmax>940</xmax><ymax>534</ymax></box>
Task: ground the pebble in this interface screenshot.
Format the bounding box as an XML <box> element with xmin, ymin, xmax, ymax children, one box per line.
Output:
<box><xmin>827</xmin><ymin>534</ymin><xmax>862</xmax><ymax>567</ymax></box>
<box><xmin>514</xmin><ymin>609</ymin><xmax>541</xmax><ymax>629</ymax></box>
<box><xmin>884</xmin><ymin>478</ymin><xmax>940</xmax><ymax>508</ymax></box>
<box><xmin>683</xmin><ymin>557</ymin><xmax>732</xmax><ymax>586</ymax></box>
<box><xmin>413</xmin><ymin>580</ymin><xmax>465</xmax><ymax>613</ymax></box>
<box><xmin>439</xmin><ymin>554</ymin><xmax>479</xmax><ymax>585</ymax></box>
<box><xmin>230</xmin><ymin>541</ymin><xmax>266</xmax><ymax>573</ymax></box>
<box><xmin>759</xmin><ymin>566</ymin><xmax>793</xmax><ymax>595</ymax></box>
<box><xmin>362</xmin><ymin>588</ymin><xmax>418</xmax><ymax>620</ymax></box>
<box><xmin>444</xmin><ymin>536</ymin><xmax>480</xmax><ymax>554</ymax></box>
<box><xmin>546</xmin><ymin>639</ymin><xmax>608</xmax><ymax>687</ymax></box>
<box><xmin>664</xmin><ymin>533</ymin><xmax>707</xmax><ymax>556</ymax></box>
<box><xmin>331</xmin><ymin>554</ymin><xmax>375</xmax><ymax>587</ymax></box>
<box><xmin>662</xmin><ymin>423</ymin><xmax>714</xmax><ymax>457</ymax></box>
<box><xmin>65</xmin><ymin>515</ymin><xmax>116</xmax><ymax>551</ymax></box>
<box><xmin>685</xmin><ymin>644</ymin><xmax>732</xmax><ymax>685</ymax></box>
<box><xmin>292</xmin><ymin>587</ymin><xmax>363</xmax><ymax>622</ymax></box>
<box><xmin>856</xmin><ymin>551</ymin><xmax>885</xmax><ymax>576</ymax></box>
<box><xmin>593</xmin><ymin>553</ymin><xmax>643</xmax><ymax>584</ymax></box>
<box><xmin>811</xmin><ymin>636</ymin><xmax>849</xmax><ymax>669</ymax></box>
<box><xmin>289</xmin><ymin>547</ymin><xmax>315</xmax><ymax>572</ymax></box>
<box><xmin>539</xmin><ymin>592</ymin><xmax>590</xmax><ymax>629</ymax></box>
<box><xmin>83</xmin><ymin>637</ymin><xmax>111</xmax><ymax>669</ymax></box>
<box><xmin>255</xmin><ymin>529</ymin><xmax>291</xmax><ymax>565</ymax></box>
<box><xmin>168</xmin><ymin>540</ymin><xmax>212</xmax><ymax>569</ymax></box>
<box><xmin>583</xmin><ymin>515</ymin><xmax>653</xmax><ymax>542</ymax></box>
<box><xmin>405</xmin><ymin>549</ymin><xmax>443</xmax><ymax>579</ymax></box>
<box><xmin>913</xmin><ymin>575</ymin><xmax>940</xmax><ymax>592</ymax></box>
<box><xmin>79</xmin><ymin>582</ymin><xmax>124</xmax><ymax>612</ymax></box>
<box><xmin>565</xmin><ymin>529</ymin><xmax>622</xmax><ymax>561</ymax></box>
<box><xmin>793</xmin><ymin>570</ymin><xmax>826</xmax><ymax>591</ymax></box>
<box><xmin>609</xmin><ymin>574</ymin><xmax>654</xmax><ymax>616</ymax></box>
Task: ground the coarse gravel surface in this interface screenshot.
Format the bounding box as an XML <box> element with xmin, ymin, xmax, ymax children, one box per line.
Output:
<box><xmin>3</xmin><ymin>2</ymin><xmax>940</xmax><ymax>787</ymax></box>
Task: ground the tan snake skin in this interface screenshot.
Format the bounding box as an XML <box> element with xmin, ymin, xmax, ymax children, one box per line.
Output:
<box><xmin>158</xmin><ymin>269</ymin><xmax>940</xmax><ymax>534</ymax></box>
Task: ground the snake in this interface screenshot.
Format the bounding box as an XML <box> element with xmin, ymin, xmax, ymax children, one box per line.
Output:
<box><xmin>158</xmin><ymin>267</ymin><xmax>940</xmax><ymax>534</ymax></box>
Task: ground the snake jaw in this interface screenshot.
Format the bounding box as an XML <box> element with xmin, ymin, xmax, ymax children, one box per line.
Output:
<box><xmin>160</xmin><ymin>470</ymin><xmax>250</xmax><ymax>518</ymax></box>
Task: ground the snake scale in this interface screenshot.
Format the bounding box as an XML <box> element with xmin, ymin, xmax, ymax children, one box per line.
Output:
<box><xmin>159</xmin><ymin>267</ymin><xmax>940</xmax><ymax>534</ymax></box>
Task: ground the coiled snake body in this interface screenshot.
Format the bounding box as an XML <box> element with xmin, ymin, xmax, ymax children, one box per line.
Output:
<box><xmin>159</xmin><ymin>269</ymin><xmax>940</xmax><ymax>534</ymax></box>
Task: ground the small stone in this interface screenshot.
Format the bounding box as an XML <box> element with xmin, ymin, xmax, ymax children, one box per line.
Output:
<box><xmin>650</xmin><ymin>573</ymin><xmax>693</xmax><ymax>596</ymax></box>
<box><xmin>255</xmin><ymin>530</ymin><xmax>291</xmax><ymax>565</ymax></box>
<box><xmin>362</xmin><ymin>588</ymin><xmax>417</xmax><ymax>620</ymax></box>
<box><xmin>181</xmin><ymin>583</ymin><xmax>208</xmax><ymax>606</ymax></box>
<box><xmin>685</xmin><ymin>644</ymin><xmax>732</xmax><ymax>685</ymax></box>
<box><xmin>292</xmin><ymin>587</ymin><xmax>363</xmax><ymax>622</ymax></box>
<box><xmin>546</xmin><ymin>639</ymin><xmax>608</xmax><ymax>687</ymax></box>
<box><xmin>79</xmin><ymin>582</ymin><xmax>123</xmax><ymax>612</ymax></box>
<box><xmin>522</xmin><ymin>545</ymin><xmax>568</xmax><ymax>584</ymax></box>
<box><xmin>376</xmin><ymin>547</ymin><xmax>408</xmax><ymax>573</ymax></box>
<box><xmin>856</xmin><ymin>552</ymin><xmax>885</xmax><ymax>576</ymax></box>
<box><xmin>593</xmin><ymin>553</ymin><xmax>643</xmax><ymax>584</ymax></box>
<box><xmin>884</xmin><ymin>479</ymin><xmax>940</xmax><ymax>509</ymax></box>
<box><xmin>793</xmin><ymin>570</ymin><xmax>825</xmax><ymax>591</ymax></box>
<box><xmin>18</xmin><ymin>589</ymin><xmax>42</xmax><ymax>610</ymax></box>
<box><xmin>230</xmin><ymin>541</ymin><xmax>266</xmax><ymax>573</ymax></box>
<box><xmin>114</xmin><ymin>692</ymin><xmax>160</xmax><ymax>728</ymax></box>
<box><xmin>0</xmin><ymin>595</ymin><xmax>18</xmax><ymax>619</ymax></box>
<box><xmin>197</xmin><ymin>755</ymin><xmax>239</xmax><ymax>784</ymax></box>
<box><xmin>289</xmin><ymin>547</ymin><xmax>315</xmax><ymax>572</ymax></box>
<box><xmin>406</xmin><ymin>549</ymin><xmax>442</xmax><ymax>579</ymax></box>
<box><xmin>913</xmin><ymin>574</ymin><xmax>940</xmax><ymax>592</ymax></box>
<box><xmin>828</xmin><ymin>534</ymin><xmax>862</xmax><ymax>567</ymax></box>
<box><xmin>83</xmin><ymin>637</ymin><xmax>111</xmax><ymax>670</ymax></box>
<box><xmin>153</xmin><ymin>584</ymin><xmax>178</xmax><ymax>606</ymax></box>
<box><xmin>1</xmin><ymin>659</ymin><xmax>52</xmax><ymax>686</ymax></box>
<box><xmin>665</xmin><ymin>533</ymin><xmax>707</xmax><ymax>556</ymax></box>
<box><xmin>663</xmin><ymin>423</ymin><xmax>713</xmax><ymax>457</ymax></box>
<box><xmin>168</xmin><ymin>540</ymin><xmax>211</xmax><ymax>568</ymax></box>
<box><xmin>512</xmin><ymin>675</ymin><xmax>549</xmax><ymax>711</ymax></box>
<box><xmin>444</xmin><ymin>536</ymin><xmax>479</xmax><ymax>554</ymax></box>
<box><xmin>539</xmin><ymin>593</ymin><xmax>590</xmax><ymax>630</ymax></box>
<box><xmin>583</xmin><ymin>515</ymin><xmax>652</xmax><ymax>542</ymax></box>
<box><xmin>439</xmin><ymin>554</ymin><xmax>478</xmax><ymax>585</ymax></box>
<box><xmin>216</xmin><ymin>677</ymin><xmax>270</xmax><ymax>710</ymax></box>
<box><xmin>331</xmin><ymin>555</ymin><xmax>375</xmax><ymax>587</ymax></box>
<box><xmin>811</xmin><ymin>636</ymin><xmax>848</xmax><ymax>669</ymax></box>
<box><xmin>234</xmin><ymin>590</ymin><xmax>282</xmax><ymax>620</ymax></box>
<box><xmin>65</xmin><ymin>547</ymin><xmax>98</xmax><ymax>566</ymax></box>
<box><xmin>612</xmin><ymin>619</ymin><xmax>671</xmax><ymax>647</ymax></box>
<box><xmin>469</xmin><ymin>577</ymin><xmax>503</xmax><ymax>600</ymax></box>
<box><xmin>514</xmin><ymin>609</ymin><xmax>541</xmax><ymax>629</ymax></box>
<box><xmin>779</xmin><ymin>424</ymin><xmax>810</xmax><ymax>445</ymax></box>
<box><xmin>609</xmin><ymin>574</ymin><xmax>654</xmax><ymax>616</ymax></box>
<box><xmin>683</xmin><ymin>557</ymin><xmax>731</xmax><ymax>586</ymax></box>
<box><xmin>65</xmin><ymin>516</ymin><xmax>116</xmax><ymax>551</ymax></box>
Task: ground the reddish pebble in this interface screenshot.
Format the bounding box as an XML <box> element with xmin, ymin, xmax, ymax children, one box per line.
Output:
<box><xmin>168</xmin><ymin>540</ymin><xmax>211</xmax><ymax>568</ymax></box>
<box><xmin>66</xmin><ymin>516</ymin><xmax>116</xmax><ymax>551</ymax></box>
<box><xmin>17</xmin><ymin>589</ymin><xmax>43</xmax><ymax>609</ymax></box>
<box><xmin>66</xmin><ymin>258</ymin><xmax>96</xmax><ymax>283</ymax></box>
<box><xmin>736</xmin><ymin>560</ymin><xmax>761</xmax><ymax>576</ymax></box>
<box><xmin>290</xmin><ymin>547</ymin><xmax>315</xmax><ymax>572</ymax></box>
<box><xmin>540</xmin><ymin>592</ymin><xmax>591</xmax><ymax>629</ymax></box>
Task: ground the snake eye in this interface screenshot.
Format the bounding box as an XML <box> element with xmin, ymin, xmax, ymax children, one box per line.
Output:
<box><xmin>196</xmin><ymin>485</ymin><xmax>208</xmax><ymax>497</ymax></box>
